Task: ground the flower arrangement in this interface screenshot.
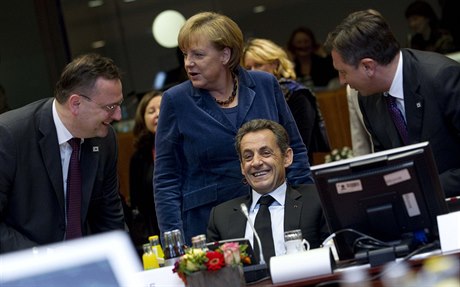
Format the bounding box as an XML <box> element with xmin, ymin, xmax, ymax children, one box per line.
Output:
<box><xmin>173</xmin><ymin>242</ymin><xmax>251</xmax><ymax>285</ymax></box>
<box><xmin>324</xmin><ymin>146</ymin><xmax>353</xmax><ymax>163</ymax></box>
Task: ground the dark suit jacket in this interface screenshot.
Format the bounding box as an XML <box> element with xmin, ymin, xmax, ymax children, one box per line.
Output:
<box><xmin>129</xmin><ymin>146</ymin><xmax>160</xmax><ymax>244</ymax></box>
<box><xmin>206</xmin><ymin>184</ymin><xmax>328</xmax><ymax>250</ymax></box>
<box><xmin>359</xmin><ymin>49</ymin><xmax>460</xmax><ymax>197</ymax></box>
<box><xmin>0</xmin><ymin>98</ymin><xmax>125</xmax><ymax>253</ymax></box>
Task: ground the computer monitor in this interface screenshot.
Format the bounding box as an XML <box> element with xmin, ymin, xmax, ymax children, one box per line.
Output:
<box><xmin>311</xmin><ymin>142</ymin><xmax>449</xmax><ymax>265</ymax></box>
<box><xmin>0</xmin><ymin>231</ymin><xmax>143</xmax><ymax>286</ymax></box>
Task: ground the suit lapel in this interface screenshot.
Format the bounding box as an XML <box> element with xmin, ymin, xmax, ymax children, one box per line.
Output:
<box><xmin>402</xmin><ymin>50</ymin><xmax>424</xmax><ymax>143</ymax></box>
<box><xmin>80</xmin><ymin>138</ymin><xmax>99</xmax><ymax>218</ymax></box>
<box><xmin>193</xmin><ymin>68</ymin><xmax>258</xmax><ymax>133</ymax></box>
<box><xmin>236</xmin><ymin>68</ymin><xmax>256</xmax><ymax>128</ymax></box>
<box><xmin>194</xmin><ymin>88</ymin><xmax>237</xmax><ymax>132</ymax></box>
<box><xmin>236</xmin><ymin>84</ymin><xmax>256</xmax><ymax>128</ymax></box>
<box><xmin>284</xmin><ymin>186</ymin><xmax>303</xmax><ymax>232</ymax></box>
<box><xmin>38</xmin><ymin>99</ymin><xmax>65</xmax><ymax>213</ymax></box>
<box><xmin>228</xmin><ymin>196</ymin><xmax>251</xmax><ymax>238</ymax></box>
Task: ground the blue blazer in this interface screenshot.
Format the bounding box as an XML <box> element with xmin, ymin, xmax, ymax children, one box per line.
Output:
<box><xmin>0</xmin><ymin>98</ymin><xmax>125</xmax><ymax>253</ymax></box>
<box><xmin>359</xmin><ymin>49</ymin><xmax>460</xmax><ymax>198</ymax></box>
<box><xmin>154</xmin><ymin>67</ymin><xmax>313</xmax><ymax>243</ymax></box>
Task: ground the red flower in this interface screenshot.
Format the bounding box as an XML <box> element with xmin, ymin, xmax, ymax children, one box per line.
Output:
<box><xmin>205</xmin><ymin>251</ymin><xmax>225</xmax><ymax>271</ymax></box>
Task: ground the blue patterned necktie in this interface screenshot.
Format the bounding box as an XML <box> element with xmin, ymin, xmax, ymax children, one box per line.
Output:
<box><xmin>66</xmin><ymin>138</ymin><xmax>82</xmax><ymax>239</ymax></box>
<box><xmin>385</xmin><ymin>95</ymin><xmax>409</xmax><ymax>145</ymax></box>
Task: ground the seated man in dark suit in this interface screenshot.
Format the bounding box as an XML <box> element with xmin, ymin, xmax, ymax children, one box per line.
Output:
<box><xmin>207</xmin><ymin>119</ymin><xmax>328</xmax><ymax>263</ymax></box>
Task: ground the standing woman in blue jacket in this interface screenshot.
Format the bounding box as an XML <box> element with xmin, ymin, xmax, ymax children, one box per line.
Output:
<box><xmin>154</xmin><ymin>11</ymin><xmax>313</xmax><ymax>244</ymax></box>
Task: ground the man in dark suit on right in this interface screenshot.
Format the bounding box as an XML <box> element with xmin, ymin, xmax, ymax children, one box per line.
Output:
<box><xmin>325</xmin><ymin>10</ymin><xmax>460</xmax><ymax>198</ymax></box>
<box><xmin>207</xmin><ymin>119</ymin><xmax>327</xmax><ymax>263</ymax></box>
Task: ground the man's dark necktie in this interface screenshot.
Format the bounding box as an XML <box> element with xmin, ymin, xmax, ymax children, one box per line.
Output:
<box><xmin>66</xmin><ymin>138</ymin><xmax>82</xmax><ymax>239</ymax></box>
<box><xmin>385</xmin><ymin>95</ymin><xmax>409</xmax><ymax>145</ymax></box>
<box><xmin>254</xmin><ymin>195</ymin><xmax>276</xmax><ymax>263</ymax></box>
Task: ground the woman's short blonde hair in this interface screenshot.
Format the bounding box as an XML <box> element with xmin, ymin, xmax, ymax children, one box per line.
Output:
<box><xmin>242</xmin><ymin>38</ymin><xmax>296</xmax><ymax>80</ymax></box>
<box><xmin>178</xmin><ymin>11</ymin><xmax>243</xmax><ymax>72</ymax></box>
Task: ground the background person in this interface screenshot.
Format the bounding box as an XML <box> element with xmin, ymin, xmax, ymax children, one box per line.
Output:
<box><xmin>242</xmin><ymin>38</ymin><xmax>331</xmax><ymax>164</ymax></box>
<box><xmin>325</xmin><ymin>10</ymin><xmax>460</xmax><ymax>198</ymax></box>
<box><xmin>346</xmin><ymin>85</ymin><xmax>373</xmax><ymax>156</ymax></box>
<box><xmin>207</xmin><ymin>119</ymin><xmax>327</xmax><ymax>262</ymax></box>
<box><xmin>129</xmin><ymin>90</ymin><xmax>162</xmax><ymax>252</ymax></box>
<box><xmin>154</xmin><ymin>12</ymin><xmax>312</xmax><ymax>245</ymax></box>
<box><xmin>0</xmin><ymin>53</ymin><xmax>126</xmax><ymax>253</ymax></box>
<box><xmin>286</xmin><ymin>26</ymin><xmax>339</xmax><ymax>90</ymax></box>
<box><xmin>405</xmin><ymin>0</ymin><xmax>456</xmax><ymax>54</ymax></box>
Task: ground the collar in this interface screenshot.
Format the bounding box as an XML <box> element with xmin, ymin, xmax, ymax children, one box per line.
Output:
<box><xmin>52</xmin><ymin>99</ymin><xmax>84</xmax><ymax>146</ymax></box>
<box><xmin>250</xmin><ymin>181</ymin><xmax>287</xmax><ymax>213</ymax></box>
<box><xmin>388</xmin><ymin>51</ymin><xmax>404</xmax><ymax>101</ymax></box>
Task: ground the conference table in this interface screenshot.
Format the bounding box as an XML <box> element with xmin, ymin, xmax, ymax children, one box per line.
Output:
<box><xmin>251</xmin><ymin>249</ymin><xmax>460</xmax><ymax>287</ymax></box>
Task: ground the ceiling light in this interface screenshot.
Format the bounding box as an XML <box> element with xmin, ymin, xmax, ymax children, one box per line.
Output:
<box><xmin>88</xmin><ymin>0</ymin><xmax>104</xmax><ymax>8</ymax></box>
<box><xmin>152</xmin><ymin>10</ymin><xmax>186</xmax><ymax>48</ymax></box>
<box><xmin>253</xmin><ymin>5</ymin><xmax>266</xmax><ymax>13</ymax></box>
<box><xmin>91</xmin><ymin>40</ymin><xmax>106</xmax><ymax>49</ymax></box>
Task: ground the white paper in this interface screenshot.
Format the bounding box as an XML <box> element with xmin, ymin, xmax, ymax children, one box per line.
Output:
<box><xmin>270</xmin><ymin>247</ymin><xmax>333</xmax><ymax>284</ymax></box>
<box><xmin>437</xmin><ymin>211</ymin><xmax>460</xmax><ymax>253</ymax></box>
<box><xmin>134</xmin><ymin>266</ymin><xmax>185</xmax><ymax>287</ymax></box>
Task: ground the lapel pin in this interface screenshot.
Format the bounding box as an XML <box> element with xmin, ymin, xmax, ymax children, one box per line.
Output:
<box><xmin>416</xmin><ymin>102</ymin><xmax>422</xmax><ymax>108</ymax></box>
<box><xmin>93</xmin><ymin>146</ymin><xmax>99</xmax><ymax>152</ymax></box>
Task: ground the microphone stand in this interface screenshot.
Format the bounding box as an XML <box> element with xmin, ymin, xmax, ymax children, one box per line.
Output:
<box><xmin>240</xmin><ymin>203</ymin><xmax>270</xmax><ymax>283</ymax></box>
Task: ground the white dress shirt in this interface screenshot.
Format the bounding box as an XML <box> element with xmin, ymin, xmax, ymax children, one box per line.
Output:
<box><xmin>244</xmin><ymin>182</ymin><xmax>287</xmax><ymax>257</ymax></box>
<box><xmin>387</xmin><ymin>51</ymin><xmax>406</xmax><ymax>122</ymax></box>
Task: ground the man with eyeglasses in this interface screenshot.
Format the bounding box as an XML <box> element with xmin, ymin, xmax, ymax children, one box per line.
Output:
<box><xmin>0</xmin><ymin>53</ymin><xmax>126</xmax><ymax>253</ymax></box>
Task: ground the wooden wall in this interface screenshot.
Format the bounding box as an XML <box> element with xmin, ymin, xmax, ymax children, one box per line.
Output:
<box><xmin>312</xmin><ymin>86</ymin><xmax>352</xmax><ymax>165</ymax></box>
<box><xmin>117</xmin><ymin>132</ymin><xmax>134</xmax><ymax>202</ymax></box>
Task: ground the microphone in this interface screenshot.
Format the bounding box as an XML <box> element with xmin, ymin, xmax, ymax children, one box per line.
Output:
<box><xmin>240</xmin><ymin>203</ymin><xmax>265</xmax><ymax>265</ymax></box>
<box><xmin>240</xmin><ymin>203</ymin><xmax>270</xmax><ymax>283</ymax></box>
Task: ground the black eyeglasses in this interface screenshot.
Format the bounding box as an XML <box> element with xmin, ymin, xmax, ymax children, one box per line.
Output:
<box><xmin>79</xmin><ymin>94</ymin><xmax>123</xmax><ymax>115</ymax></box>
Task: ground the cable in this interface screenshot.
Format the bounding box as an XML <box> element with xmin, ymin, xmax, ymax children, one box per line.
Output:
<box><xmin>321</xmin><ymin>228</ymin><xmax>392</xmax><ymax>249</ymax></box>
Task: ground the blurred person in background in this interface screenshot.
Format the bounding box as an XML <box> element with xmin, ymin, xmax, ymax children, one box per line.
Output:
<box><xmin>405</xmin><ymin>0</ymin><xmax>456</xmax><ymax>54</ymax></box>
<box><xmin>287</xmin><ymin>27</ymin><xmax>339</xmax><ymax>91</ymax></box>
<box><xmin>346</xmin><ymin>85</ymin><xmax>373</xmax><ymax>156</ymax></box>
<box><xmin>129</xmin><ymin>90</ymin><xmax>162</xmax><ymax>251</ymax></box>
<box><xmin>242</xmin><ymin>38</ymin><xmax>331</xmax><ymax>165</ymax></box>
<box><xmin>439</xmin><ymin>0</ymin><xmax>460</xmax><ymax>51</ymax></box>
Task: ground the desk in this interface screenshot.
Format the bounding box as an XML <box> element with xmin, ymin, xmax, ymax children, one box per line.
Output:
<box><xmin>251</xmin><ymin>250</ymin><xmax>460</xmax><ymax>287</ymax></box>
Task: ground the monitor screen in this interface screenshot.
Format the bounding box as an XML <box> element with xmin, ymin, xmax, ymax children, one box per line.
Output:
<box><xmin>0</xmin><ymin>231</ymin><xmax>143</xmax><ymax>286</ymax></box>
<box><xmin>311</xmin><ymin>142</ymin><xmax>449</xmax><ymax>264</ymax></box>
